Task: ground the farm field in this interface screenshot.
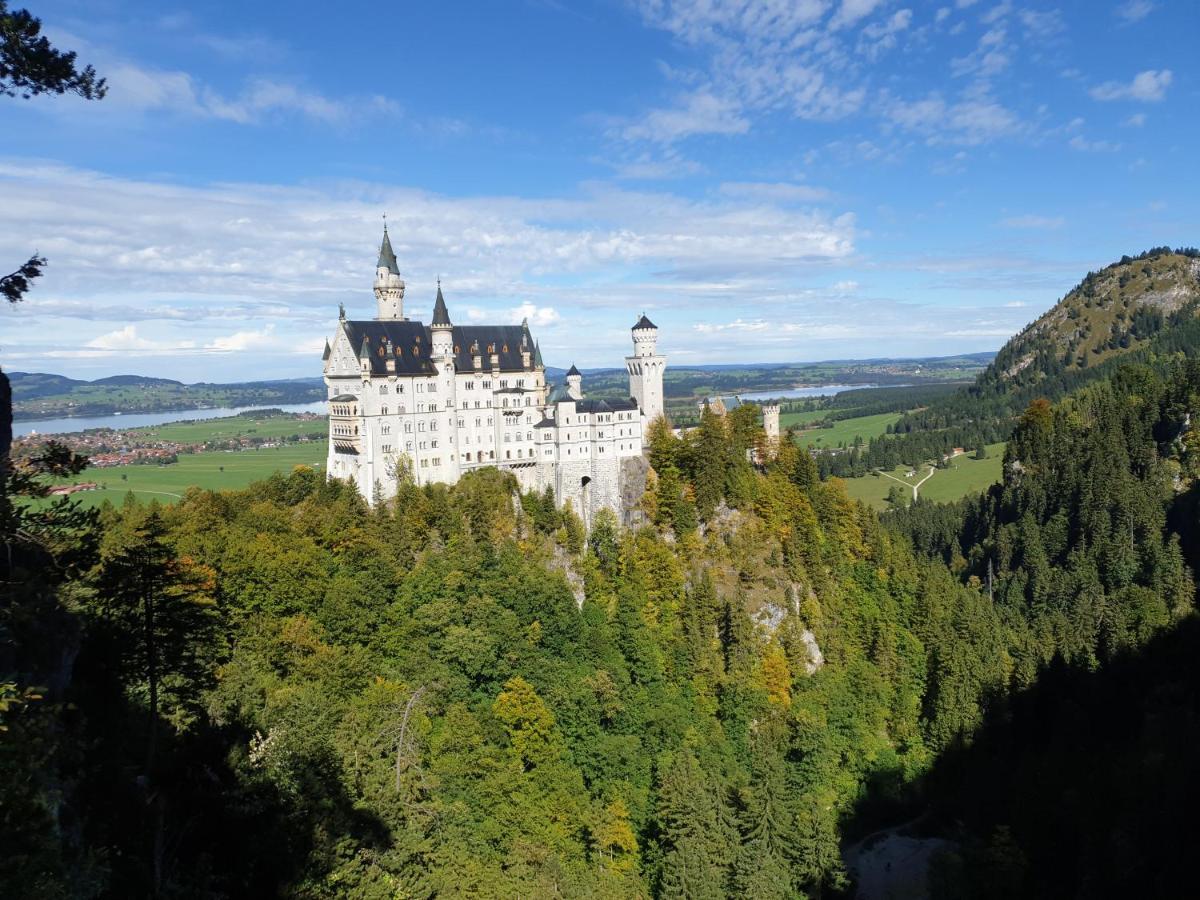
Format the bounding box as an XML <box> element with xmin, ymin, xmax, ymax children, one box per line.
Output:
<box><xmin>778</xmin><ymin>408</ymin><xmax>835</xmax><ymax>429</ymax></box>
<box><xmin>793</xmin><ymin>412</ymin><xmax>903</xmax><ymax>449</ymax></box>
<box><xmin>52</xmin><ymin>441</ymin><xmax>327</xmax><ymax>509</ymax></box>
<box><xmin>843</xmin><ymin>442</ymin><xmax>1006</xmax><ymax>510</ymax></box>
<box><xmin>127</xmin><ymin>412</ymin><xmax>327</xmax><ymax>443</ymax></box>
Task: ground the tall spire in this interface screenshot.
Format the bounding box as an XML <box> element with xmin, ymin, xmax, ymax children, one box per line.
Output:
<box><xmin>431</xmin><ymin>280</ymin><xmax>451</xmax><ymax>326</ymax></box>
<box><xmin>376</xmin><ymin>224</ymin><xmax>399</xmax><ymax>275</ymax></box>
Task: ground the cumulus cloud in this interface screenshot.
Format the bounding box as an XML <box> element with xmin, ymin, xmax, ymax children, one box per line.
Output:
<box><xmin>0</xmin><ymin>160</ymin><xmax>860</xmax><ymax>374</ymax></box>
<box><xmin>1115</xmin><ymin>1</ymin><xmax>1156</xmax><ymax>23</ymax></box>
<box><xmin>1090</xmin><ymin>69</ymin><xmax>1172</xmax><ymax>102</ymax></box>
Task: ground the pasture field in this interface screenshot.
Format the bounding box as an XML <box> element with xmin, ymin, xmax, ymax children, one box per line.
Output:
<box><xmin>123</xmin><ymin>412</ymin><xmax>327</xmax><ymax>443</ymax></box>
<box><xmin>793</xmin><ymin>412</ymin><xmax>903</xmax><ymax>449</ymax></box>
<box><xmin>51</xmin><ymin>442</ymin><xmax>327</xmax><ymax>509</ymax></box>
<box><xmin>778</xmin><ymin>408</ymin><xmax>837</xmax><ymax>429</ymax></box>
<box><xmin>843</xmin><ymin>443</ymin><xmax>1005</xmax><ymax>510</ymax></box>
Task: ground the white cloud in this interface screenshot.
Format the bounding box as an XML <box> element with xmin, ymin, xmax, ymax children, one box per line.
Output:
<box><xmin>621</xmin><ymin>91</ymin><xmax>750</xmax><ymax>142</ymax></box>
<box><xmin>1123</xmin><ymin>112</ymin><xmax>1147</xmax><ymax>127</ymax></box>
<box><xmin>509</xmin><ymin>303</ymin><xmax>560</xmax><ymax>327</ymax></box>
<box><xmin>0</xmin><ymin>160</ymin><xmax>861</xmax><ymax>374</ymax></box>
<box><xmin>885</xmin><ymin>93</ymin><xmax>1021</xmax><ymax>145</ymax></box>
<box><xmin>831</xmin><ymin>0</ymin><xmax>884</xmax><ymax>30</ymax></box>
<box><xmin>1115</xmin><ymin>1</ymin><xmax>1156</xmax><ymax>23</ymax></box>
<box><xmin>1069</xmin><ymin>134</ymin><xmax>1121</xmax><ymax>152</ymax></box>
<box><xmin>1090</xmin><ymin>69</ymin><xmax>1172</xmax><ymax>102</ymax></box>
<box><xmin>719</xmin><ymin>181</ymin><xmax>833</xmax><ymax>202</ymax></box>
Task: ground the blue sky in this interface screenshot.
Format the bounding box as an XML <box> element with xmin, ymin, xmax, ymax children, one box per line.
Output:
<box><xmin>1</xmin><ymin>0</ymin><xmax>1195</xmax><ymax>381</ymax></box>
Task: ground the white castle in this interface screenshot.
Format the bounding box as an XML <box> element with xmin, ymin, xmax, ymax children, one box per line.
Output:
<box><xmin>321</xmin><ymin>227</ymin><xmax>666</xmax><ymax>524</ymax></box>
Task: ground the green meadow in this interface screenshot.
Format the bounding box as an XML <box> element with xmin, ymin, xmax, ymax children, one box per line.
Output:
<box><xmin>121</xmin><ymin>412</ymin><xmax>327</xmax><ymax>444</ymax></box>
<box><xmin>54</xmin><ymin>441</ymin><xmax>327</xmax><ymax>509</ymax></box>
<box><xmin>792</xmin><ymin>412</ymin><xmax>904</xmax><ymax>449</ymax></box>
<box><xmin>842</xmin><ymin>443</ymin><xmax>1006</xmax><ymax>510</ymax></box>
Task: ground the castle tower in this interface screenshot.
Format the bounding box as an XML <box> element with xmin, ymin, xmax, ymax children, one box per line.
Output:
<box><xmin>374</xmin><ymin>225</ymin><xmax>406</xmax><ymax>320</ymax></box>
<box><xmin>566</xmin><ymin>364</ymin><xmax>583</xmax><ymax>400</ymax></box>
<box><xmin>626</xmin><ymin>314</ymin><xmax>665</xmax><ymax>421</ymax></box>
<box><xmin>431</xmin><ymin>281</ymin><xmax>453</xmax><ymax>358</ymax></box>
<box><xmin>762</xmin><ymin>403</ymin><xmax>780</xmax><ymax>443</ymax></box>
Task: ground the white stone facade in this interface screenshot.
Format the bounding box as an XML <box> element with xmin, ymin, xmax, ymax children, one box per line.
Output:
<box><xmin>322</xmin><ymin>231</ymin><xmax>665</xmax><ymax>524</ymax></box>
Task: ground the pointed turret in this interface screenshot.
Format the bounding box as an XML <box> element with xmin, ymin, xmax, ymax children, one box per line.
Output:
<box><xmin>374</xmin><ymin>224</ymin><xmax>406</xmax><ymax>320</ymax></box>
<box><xmin>322</xmin><ymin>339</ymin><xmax>331</xmax><ymax>361</ymax></box>
<box><xmin>359</xmin><ymin>336</ymin><xmax>371</xmax><ymax>360</ymax></box>
<box><xmin>377</xmin><ymin>227</ymin><xmax>399</xmax><ymax>275</ymax></box>
<box><xmin>534</xmin><ymin>341</ymin><xmax>544</xmax><ymax>369</ymax></box>
<box><xmin>431</xmin><ymin>282</ymin><xmax>452</xmax><ymax>326</ymax></box>
<box><xmin>566</xmin><ymin>363</ymin><xmax>583</xmax><ymax>400</ymax></box>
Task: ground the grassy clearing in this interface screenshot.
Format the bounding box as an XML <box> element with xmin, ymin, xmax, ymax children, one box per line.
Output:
<box><xmin>51</xmin><ymin>442</ymin><xmax>327</xmax><ymax>509</ymax></box>
<box><xmin>793</xmin><ymin>412</ymin><xmax>903</xmax><ymax>449</ymax></box>
<box><xmin>779</xmin><ymin>408</ymin><xmax>838</xmax><ymax>429</ymax></box>
<box><xmin>843</xmin><ymin>443</ymin><xmax>1005</xmax><ymax>510</ymax></box>
<box><xmin>126</xmin><ymin>412</ymin><xmax>327</xmax><ymax>443</ymax></box>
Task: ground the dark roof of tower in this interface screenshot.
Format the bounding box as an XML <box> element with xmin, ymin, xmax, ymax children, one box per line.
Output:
<box><xmin>633</xmin><ymin>314</ymin><xmax>657</xmax><ymax>330</ymax></box>
<box><xmin>339</xmin><ymin>320</ymin><xmax>533</xmax><ymax>376</ymax></box>
<box><xmin>431</xmin><ymin>284</ymin><xmax>451</xmax><ymax>326</ymax></box>
<box><xmin>573</xmin><ymin>397</ymin><xmax>639</xmax><ymax>414</ymax></box>
<box><xmin>322</xmin><ymin>339</ymin><xmax>331</xmax><ymax>361</ymax></box>
<box><xmin>377</xmin><ymin>228</ymin><xmax>400</xmax><ymax>275</ymax></box>
<box><xmin>566</xmin><ymin>363</ymin><xmax>581</xmax><ymax>377</ymax></box>
<box><xmin>533</xmin><ymin>341</ymin><xmax>544</xmax><ymax>368</ymax></box>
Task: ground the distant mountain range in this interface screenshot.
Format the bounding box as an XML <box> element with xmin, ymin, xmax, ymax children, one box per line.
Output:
<box><xmin>11</xmin><ymin>351</ymin><xmax>999</xmax><ymax>421</ymax></box>
<box><xmin>10</xmin><ymin>372</ymin><xmax>326</xmax><ymax>420</ymax></box>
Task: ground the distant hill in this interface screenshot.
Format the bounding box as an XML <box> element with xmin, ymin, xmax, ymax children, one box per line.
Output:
<box><xmin>979</xmin><ymin>246</ymin><xmax>1200</xmax><ymax>394</ymax></box>
<box><xmin>11</xmin><ymin>373</ymin><xmax>326</xmax><ymax>421</ymax></box>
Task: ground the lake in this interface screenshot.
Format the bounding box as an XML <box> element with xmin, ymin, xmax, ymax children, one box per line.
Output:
<box><xmin>14</xmin><ymin>401</ymin><xmax>329</xmax><ymax>438</ymax></box>
<box><xmin>717</xmin><ymin>384</ymin><xmax>891</xmax><ymax>403</ymax></box>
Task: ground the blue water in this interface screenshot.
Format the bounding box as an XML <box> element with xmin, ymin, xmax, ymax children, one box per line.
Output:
<box><xmin>14</xmin><ymin>401</ymin><xmax>328</xmax><ymax>438</ymax></box>
<box><xmin>717</xmin><ymin>383</ymin><xmax>889</xmax><ymax>404</ymax></box>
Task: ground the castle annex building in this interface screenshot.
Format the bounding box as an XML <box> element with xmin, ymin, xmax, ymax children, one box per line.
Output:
<box><xmin>322</xmin><ymin>228</ymin><xmax>666</xmax><ymax>522</ymax></box>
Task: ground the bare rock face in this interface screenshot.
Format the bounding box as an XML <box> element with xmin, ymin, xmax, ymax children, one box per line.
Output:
<box><xmin>800</xmin><ymin>628</ymin><xmax>824</xmax><ymax>675</ymax></box>
<box><xmin>619</xmin><ymin>455</ymin><xmax>650</xmax><ymax>528</ymax></box>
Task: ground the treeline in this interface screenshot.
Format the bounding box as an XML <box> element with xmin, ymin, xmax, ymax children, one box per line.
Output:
<box><xmin>815</xmin><ymin>301</ymin><xmax>1200</xmax><ymax>479</ymax></box>
<box><xmin>878</xmin><ymin>358</ymin><xmax>1200</xmax><ymax>894</ymax></box>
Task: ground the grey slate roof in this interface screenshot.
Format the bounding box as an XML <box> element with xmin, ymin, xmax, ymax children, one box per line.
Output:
<box><xmin>566</xmin><ymin>363</ymin><xmax>581</xmax><ymax>377</ymax></box>
<box><xmin>573</xmin><ymin>397</ymin><xmax>639</xmax><ymax>414</ymax></box>
<box><xmin>633</xmin><ymin>314</ymin><xmax>657</xmax><ymax>330</ymax></box>
<box><xmin>377</xmin><ymin>229</ymin><xmax>400</xmax><ymax>275</ymax></box>
<box><xmin>431</xmin><ymin>284</ymin><xmax>451</xmax><ymax>326</ymax></box>
<box><xmin>322</xmin><ymin>339</ymin><xmax>331</xmax><ymax>361</ymax></box>
<box><xmin>340</xmin><ymin>320</ymin><xmax>533</xmax><ymax>376</ymax></box>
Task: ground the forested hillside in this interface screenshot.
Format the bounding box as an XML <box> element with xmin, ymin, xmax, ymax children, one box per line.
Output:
<box><xmin>5</xmin><ymin>337</ymin><xmax>1199</xmax><ymax>896</ymax></box>
<box><xmin>819</xmin><ymin>248</ymin><xmax>1200</xmax><ymax>478</ymax></box>
<box><xmin>6</xmin><ymin>251</ymin><xmax>1200</xmax><ymax>897</ymax></box>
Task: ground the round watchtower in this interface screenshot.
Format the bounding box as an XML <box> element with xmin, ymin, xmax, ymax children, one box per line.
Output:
<box><xmin>627</xmin><ymin>314</ymin><xmax>665</xmax><ymax>422</ymax></box>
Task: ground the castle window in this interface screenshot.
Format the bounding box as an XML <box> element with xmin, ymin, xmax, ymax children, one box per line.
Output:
<box><xmin>431</xmin><ymin>421</ymin><xmax>438</xmax><ymax>431</ymax></box>
<box><xmin>500</xmin><ymin>380</ymin><xmax>508</xmax><ymax>388</ymax></box>
<box><xmin>416</xmin><ymin>383</ymin><xmax>423</xmax><ymax>393</ymax></box>
<box><xmin>431</xmin><ymin>440</ymin><xmax>438</xmax><ymax>449</ymax></box>
<box><xmin>382</xmin><ymin>406</ymin><xmax>388</xmax><ymax>415</ymax></box>
<box><xmin>475</xmin><ymin>418</ymin><xmax>481</xmax><ymax>427</ymax></box>
<box><xmin>397</xmin><ymin>384</ymin><xmax>404</xmax><ymax>393</ymax></box>
<box><xmin>404</xmin><ymin>423</ymin><xmax>412</xmax><ymax>433</ymax></box>
<box><xmin>379</xmin><ymin>385</ymin><xmax>388</xmax><ymax>394</ymax></box>
<box><xmin>483</xmin><ymin>381</ymin><xmax>491</xmax><ymax>389</ymax></box>
<box><xmin>428</xmin><ymin>382</ymin><xmax>437</xmax><ymax>393</ymax></box>
<box><xmin>382</xmin><ymin>444</ymin><xmax>392</xmax><ymax>454</ymax></box>
<box><xmin>382</xmin><ymin>425</ymin><xmax>390</xmax><ymax>435</ymax></box>
<box><xmin>465</xmin><ymin>380</ymin><xmax>474</xmax><ymax>390</ymax></box>
<box><xmin>406</xmin><ymin>441</ymin><xmax>413</xmax><ymax>451</ymax></box>
<box><xmin>506</xmin><ymin>450</ymin><xmax>511</xmax><ymax>459</ymax></box>
<box><xmin>419</xmin><ymin>422</ymin><xmax>425</xmax><ymax>432</ymax></box>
